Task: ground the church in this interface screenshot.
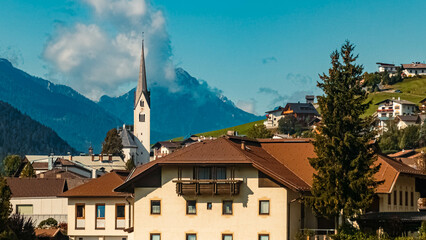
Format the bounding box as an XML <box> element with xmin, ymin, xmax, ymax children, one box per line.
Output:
<box><xmin>120</xmin><ymin>40</ymin><xmax>151</xmax><ymax>165</ymax></box>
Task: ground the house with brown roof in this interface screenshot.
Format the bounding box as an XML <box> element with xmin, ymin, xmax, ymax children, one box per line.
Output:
<box><xmin>395</xmin><ymin>115</ymin><xmax>421</xmax><ymax>129</ymax></box>
<box><xmin>7</xmin><ymin>178</ymin><xmax>69</xmax><ymax>225</ymax></box>
<box><xmin>60</xmin><ymin>171</ymin><xmax>132</xmax><ymax>240</ymax></box>
<box><xmin>35</xmin><ymin>228</ymin><xmax>68</xmax><ymax>240</ymax></box>
<box><xmin>152</xmin><ymin>140</ymin><xmax>183</xmax><ymax>160</ymax></box>
<box><xmin>402</xmin><ymin>62</ymin><xmax>426</xmax><ymax>77</ymax></box>
<box><xmin>112</xmin><ymin>136</ymin><xmax>426</xmax><ymax>239</ymax></box>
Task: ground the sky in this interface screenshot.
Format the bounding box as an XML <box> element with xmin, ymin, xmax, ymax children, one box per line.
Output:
<box><xmin>1</xmin><ymin>0</ymin><xmax>426</xmax><ymax>115</ymax></box>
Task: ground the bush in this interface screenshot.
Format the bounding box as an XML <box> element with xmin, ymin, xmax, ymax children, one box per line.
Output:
<box><xmin>38</xmin><ymin>217</ymin><xmax>58</xmax><ymax>228</ymax></box>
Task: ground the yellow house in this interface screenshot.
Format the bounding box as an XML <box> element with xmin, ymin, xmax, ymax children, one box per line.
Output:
<box><xmin>60</xmin><ymin>171</ymin><xmax>133</xmax><ymax>240</ymax></box>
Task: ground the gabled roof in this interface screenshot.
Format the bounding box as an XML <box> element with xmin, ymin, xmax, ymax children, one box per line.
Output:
<box><xmin>152</xmin><ymin>141</ymin><xmax>182</xmax><ymax>149</ymax></box>
<box><xmin>116</xmin><ymin>137</ymin><xmax>311</xmax><ymax>193</ymax></box>
<box><xmin>395</xmin><ymin>115</ymin><xmax>420</xmax><ymax>123</ymax></box>
<box><xmin>388</xmin><ymin>149</ymin><xmax>417</xmax><ymax>158</ymax></box>
<box><xmin>7</xmin><ymin>178</ymin><xmax>67</xmax><ymax>197</ymax></box>
<box><xmin>32</xmin><ymin>162</ymin><xmax>48</xmax><ymax>170</ymax></box>
<box><xmin>60</xmin><ymin>171</ymin><xmax>130</xmax><ymax>198</ymax></box>
<box><xmin>120</xmin><ymin>128</ymin><xmax>138</xmax><ymax>148</ymax></box>
<box><xmin>35</xmin><ymin>228</ymin><xmax>62</xmax><ymax>238</ymax></box>
<box><xmin>375</xmin><ymin>99</ymin><xmax>417</xmax><ymax>106</ymax></box>
<box><xmin>37</xmin><ymin>168</ymin><xmax>87</xmax><ymax>179</ymax></box>
<box><xmin>283</xmin><ymin>102</ymin><xmax>319</xmax><ymax>115</ymax></box>
<box><xmin>265</xmin><ymin>106</ymin><xmax>284</xmax><ymax>114</ymax></box>
<box><xmin>402</xmin><ymin>63</ymin><xmax>426</xmax><ymax>69</ymax></box>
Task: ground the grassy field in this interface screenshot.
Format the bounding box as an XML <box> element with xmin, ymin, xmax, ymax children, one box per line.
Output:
<box><xmin>194</xmin><ymin>119</ymin><xmax>265</xmax><ymax>138</ymax></box>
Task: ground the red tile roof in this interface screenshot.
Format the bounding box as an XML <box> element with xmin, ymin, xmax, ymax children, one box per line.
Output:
<box><xmin>32</xmin><ymin>162</ymin><xmax>48</xmax><ymax>170</ymax></box>
<box><xmin>7</xmin><ymin>178</ymin><xmax>66</xmax><ymax>197</ymax></box>
<box><xmin>60</xmin><ymin>171</ymin><xmax>130</xmax><ymax>198</ymax></box>
<box><xmin>35</xmin><ymin>228</ymin><xmax>61</xmax><ymax>238</ymax></box>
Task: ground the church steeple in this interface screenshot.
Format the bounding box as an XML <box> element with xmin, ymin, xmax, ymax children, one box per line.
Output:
<box><xmin>135</xmin><ymin>38</ymin><xmax>150</xmax><ymax>108</ymax></box>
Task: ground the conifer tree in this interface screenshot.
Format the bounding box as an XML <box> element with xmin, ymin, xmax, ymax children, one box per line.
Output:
<box><xmin>307</xmin><ymin>41</ymin><xmax>380</xmax><ymax>229</ymax></box>
<box><xmin>20</xmin><ymin>162</ymin><xmax>36</xmax><ymax>178</ymax></box>
<box><xmin>101</xmin><ymin>128</ymin><xmax>124</xmax><ymax>159</ymax></box>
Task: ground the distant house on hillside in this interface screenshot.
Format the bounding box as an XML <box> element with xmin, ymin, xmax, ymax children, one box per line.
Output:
<box><xmin>402</xmin><ymin>62</ymin><xmax>426</xmax><ymax>77</ymax></box>
<box><xmin>376</xmin><ymin>98</ymin><xmax>417</xmax><ymax>118</ymax></box>
<box><xmin>395</xmin><ymin>115</ymin><xmax>421</xmax><ymax>130</ymax></box>
<box><xmin>377</xmin><ymin>62</ymin><xmax>398</xmax><ymax>74</ymax></box>
<box><xmin>264</xmin><ymin>95</ymin><xmax>319</xmax><ymax>129</ymax></box>
<box><xmin>152</xmin><ymin>141</ymin><xmax>182</xmax><ymax>160</ymax></box>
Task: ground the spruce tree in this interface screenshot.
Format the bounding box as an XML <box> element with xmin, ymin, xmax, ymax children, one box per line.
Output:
<box><xmin>20</xmin><ymin>162</ymin><xmax>36</xmax><ymax>178</ymax></box>
<box><xmin>307</xmin><ymin>41</ymin><xmax>380</xmax><ymax>228</ymax></box>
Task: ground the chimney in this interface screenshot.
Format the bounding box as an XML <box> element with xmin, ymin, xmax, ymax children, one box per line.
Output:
<box><xmin>241</xmin><ymin>141</ymin><xmax>246</xmax><ymax>150</ymax></box>
<box><xmin>68</xmin><ymin>153</ymin><xmax>72</xmax><ymax>161</ymax></box>
<box><xmin>56</xmin><ymin>173</ymin><xmax>61</xmax><ymax>179</ymax></box>
<box><xmin>92</xmin><ymin>169</ymin><xmax>97</xmax><ymax>179</ymax></box>
<box><xmin>40</xmin><ymin>173</ymin><xmax>45</xmax><ymax>178</ymax></box>
<box><xmin>100</xmin><ymin>154</ymin><xmax>103</xmax><ymax>161</ymax></box>
<box><xmin>108</xmin><ymin>154</ymin><xmax>112</xmax><ymax>162</ymax></box>
<box><xmin>48</xmin><ymin>153</ymin><xmax>54</xmax><ymax>170</ymax></box>
<box><xmin>91</xmin><ymin>154</ymin><xmax>95</xmax><ymax>161</ymax></box>
<box><xmin>88</xmin><ymin>146</ymin><xmax>93</xmax><ymax>155</ymax></box>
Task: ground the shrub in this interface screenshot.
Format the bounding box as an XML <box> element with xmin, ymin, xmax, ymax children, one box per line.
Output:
<box><xmin>38</xmin><ymin>217</ymin><xmax>58</xmax><ymax>228</ymax></box>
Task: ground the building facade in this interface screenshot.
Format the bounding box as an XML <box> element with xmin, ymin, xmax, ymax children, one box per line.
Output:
<box><xmin>402</xmin><ymin>63</ymin><xmax>426</xmax><ymax>77</ymax></box>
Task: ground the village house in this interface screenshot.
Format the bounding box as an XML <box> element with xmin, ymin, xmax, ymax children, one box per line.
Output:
<box><xmin>60</xmin><ymin>171</ymin><xmax>133</xmax><ymax>240</ymax></box>
<box><xmin>7</xmin><ymin>178</ymin><xmax>69</xmax><ymax>225</ymax></box>
<box><xmin>376</xmin><ymin>98</ymin><xmax>417</xmax><ymax>118</ymax></box>
<box><xmin>97</xmin><ymin>136</ymin><xmax>424</xmax><ymax>239</ymax></box>
<box><xmin>376</xmin><ymin>62</ymin><xmax>399</xmax><ymax>74</ymax></box>
<box><xmin>395</xmin><ymin>115</ymin><xmax>422</xmax><ymax>130</ymax></box>
<box><xmin>152</xmin><ymin>141</ymin><xmax>182</xmax><ymax>160</ymax></box>
<box><xmin>402</xmin><ymin>62</ymin><xmax>426</xmax><ymax>77</ymax></box>
<box><xmin>264</xmin><ymin>96</ymin><xmax>319</xmax><ymax>129</ymax></box>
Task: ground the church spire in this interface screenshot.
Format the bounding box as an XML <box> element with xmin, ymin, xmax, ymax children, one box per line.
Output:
<box><xmin>135</xmin><ymin>35</ymin><xmax>150</xmax><ymax>108</ymax></box>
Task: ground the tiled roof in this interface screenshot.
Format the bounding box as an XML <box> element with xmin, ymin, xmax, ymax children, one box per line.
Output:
<box><xmin>117</xmin><ymin>137</ymin><xmax>311</xmax><ymax>192</ymax></box>
<box><xmin>375</xmin><ymin>99</ymin><xmax>417</xmax><ymax>106</ymax></box>
<box><xmin>402</xmin><ymin>63</ymin><xmax>426</xmax><ymax>69</ymax></box>
<box><xmin>35</xmin><ymin>228</ymin><xmax>62</xmax><ymax>238</ymax></box>
<box><xmin>120</xmin><ymin>129</ymin><xmax>138</xmax><ymax>148</ymax></box>
<box><xmin>152</xmin><ymin>141</ymin><xmax>182</xmax><ymax>149</ymax></box>
<box><xmin>395</xmin><ymin>115</ymin><xmax>420</xmax><ymax>123</ymax></box>
<box><xmin>37</xmin><ymin>168</ymin><xmax>86</xmax><ymax>179</ymax></box>
<box><xmin>7</xmin><ymin>178</ymin><xmax>66</xmax><ymax>197</ymax></box>
<box><xmin>60</xmin><ymin>171</ymin><xmax>130</xmax><ymax>198</ymax></box>
<box><xmin>283</xmin><ymin>103</ymin><xmax>319</xmax><ymax>115</ymax></box>
<box><xmin>388</xmin><ymin>149</ymin><xmax>416</xmax><ymax>158</ymax></box>
<box><xmin>32</xmin><ymin>162</ymin><xmax>48</xmax><ymax>170</ymax></box>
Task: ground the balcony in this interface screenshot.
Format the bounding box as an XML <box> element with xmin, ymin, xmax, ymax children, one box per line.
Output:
<box><xmin>377</xmin><ymin>108</ymin><xmax>393</xmax><ymax>112</ymax></box>
<box><xmin>173</xmin><ymin>179</ymin><xmax>242</xmax><ymax>196</ymax></box>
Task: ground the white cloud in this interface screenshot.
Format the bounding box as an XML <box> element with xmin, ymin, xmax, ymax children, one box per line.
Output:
<box><xmin>236</xmin><ymin>99</ymin><xmax>258</xmax><ymax>115</ymax></box>
<box><xmin>43</xmin><ymin>0</ymin><xmax>175</xmax><ymax>100</ymax></box>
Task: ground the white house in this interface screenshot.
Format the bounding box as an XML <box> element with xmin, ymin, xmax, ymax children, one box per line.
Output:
<box><xmin>377</xmin><ymin>62</ymin><xmax>398</xmax><ymax>74</ymax></box>
<box><xmin>402</xmin><ymin>62</ymin><xmax>426</xmax><ymax>76</ymax></box>
<box><xmin>376</xmin><ymin>98</ymin><xmax>417</xmax><ymax>118</ymax></box>
<box><xmin>395</xmin><ymin>115</ymin><xmax>421</xmax><ymax>130</ymax></box>
<box><xmin>7</xmin><ymin>178</ymin><xmax>68</xmax><ymax>225</ymax></box>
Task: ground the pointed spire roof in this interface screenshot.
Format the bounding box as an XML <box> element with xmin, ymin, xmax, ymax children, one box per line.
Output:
<box><xmin>135</xmin><ymin>38</ymin><xmax>150</xmax><ymax>108</ymax></box>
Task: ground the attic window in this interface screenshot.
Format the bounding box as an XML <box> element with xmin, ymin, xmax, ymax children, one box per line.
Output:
<box><xmin>139</xmin><ymin>114</ymin><xmax>145</xmax><ymax>122</ymax></box>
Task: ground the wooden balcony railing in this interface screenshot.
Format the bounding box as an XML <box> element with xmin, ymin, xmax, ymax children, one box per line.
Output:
<box><xmin>173</xmin><ymin>179</ymin><xmax>242</xmax><ymax>196</ymax></box>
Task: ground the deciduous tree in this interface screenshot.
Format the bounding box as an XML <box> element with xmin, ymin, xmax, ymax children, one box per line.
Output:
<box><xmin>246</xmin><ymin>124</ymin><xmax>273</xmax><ymax>139</ymax></box>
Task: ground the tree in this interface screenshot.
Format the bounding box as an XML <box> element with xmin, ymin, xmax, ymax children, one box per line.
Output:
<box><xmin>3</xmin><ymin>155</ymin><xmax>21</xmax><ymax>177</ymax></box>
<box><xmin>20</xmin><ymin>162</ymin><xmax>35</xmax><ymax>178</ymax></box>
<box><xmin>101</xmin><ymin>128</ymin><xmax>124</xmax><ymax>158</ymax></box>
<box><xmin>278</xmin><ymin>115</ymin><xmax>301</xmax><ymax>135</ymax></box>
<box><xmin>419</xmin><ymin>119</ymin><xmax>426</xmax><ymax>147</ymax></box>
<box><xmin>125</xmin><ymin>157</ymin><xmax>136</xmax><ymax>171</ymax></box>
<box><xmin>8</xmin><ymin>214</ymin><xmax>35</xmax><ymax>240</ymax></box>
<box><xmin>246</xmin><ymin>124</ymin><xmax>273</xmax><ymax>139</ymax></box>
<box><xmin>379</xmin><ymin>122</ymin><xmax>401</xmax><ymax>153</ymax></box>
<box><xmin>398</xmin><ymin>125</ymin><xmax>420</xmax><ymax>150</ymax></box>
<box><xmin>381</xmin><ymin>70</ymin><xmax>391</xmax><ymax>85</ymax></box>
<box><xmin>307</xmin><ymin>41</ymin><xmax>380</xmax><ymax>229</ymax></box>
<box><xmin>38</xmin><ymin>217</ymin><xmax>58</xmax><ymax>229</ymax></box>
<box><xmin>0</xmin><ymin>177</ymin><xmax>13</xmax><ymax>239</ymax></box>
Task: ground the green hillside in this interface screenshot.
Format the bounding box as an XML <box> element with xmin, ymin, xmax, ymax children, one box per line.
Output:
<box><xmin>364</xmin><ymin>76</ymin><xmax>426</xmax><ymax>116</ymax></box>
<box><xmin>186</xmin><ymin>77</ymin><xmax>425</xmax><ymax>139</ymax></box>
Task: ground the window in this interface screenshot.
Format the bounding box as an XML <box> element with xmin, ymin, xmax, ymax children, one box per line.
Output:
<box><xmin>16</xmin><ymin>205</ymin><xmax>33</xmax><ymax>215</ymax></box>
<box><xmin>116</xmin><ymin>204</ymin><xmax>125</xmax><ymax>229</ymax></box>
<box><xmin>96</xmin><ymin>204</ymin><xmax>105</xmax><ymax>229</ymax></box>
<box><xmin>150</xmin><ymin>234</ymin><xmax>161</xmax><ymax>240</ymax></box>
<box><xmin>139</xmin><ymin>113</ymin><xmax>145</xmax><ymax>122</ymax></box>
<box><xmin>222</xmin><ymin>200</ymin><xmax>233</xmax><ymax>215</ymax></box>
<box><xmin>405</xmin><ymin>191</ymin><xmax>408</xmax><ymax>206</ymax></box>
<box><xmin>207</xmin><ymin>202</ymin><xmax>212</xmax><ymax>210</ymax></box>
<box><xmin>259</xmin><ymin>200</ymin><xmax>270</xmax><ymax>215</ymax></box>
<box><xmin>151</xmin><ymin>200</ymin><xmax>161</xmax><ymax>214</ymax></box>
<box><xmin>186</xmin><ymin>234</ymin><xmax>196</xmax><ymax>240</ymax></box>
<box><xmin>222</xmin><ymin>234</ymin><xmax>233</xmax><ymax>240</ymax></box>
<box><xmin>388</xmin><ymin>194</ymin><xmax>391</xmax><ymax>205</ymax></box>
<box><xmin>197</xmin><ymin>167</ymin><xmax>211</xmax><ymax>179</ymax></box>
<box><xmin>394</xmin><ymin>190</ymin><xmax>397</xmax><ymax>205</ymax></box>
<box><xmin>411</xmin><ymin>192</ymin><xmax>414</xmax><ymax>207</ymax></box>
<box><xmin>216</xmin><ymin>167</ymin><xmax>227</xmax><ymax>179</ymax></box>
<box><xmin>259</xmin><ymin>234</ymin><xmax>269</xmax><ymax>240</ymax></box>
<box><xmin>140</xmin><ymin>100</ymin><xmax>144</xmax><ymax>107</ymax></box>
<box><xmin>400</xmin><ymin>191</ymin><xmax>403</xmax><ymax>206</ymax></box>
<box><xmin>76</xmin><ymin>204</ymin><xmax>85</xmax><ymax>229</ymax></box>
<box><xmin>186</xmin><ymin>200</ymin><xmax>196</xmax><ymax>215</ymax></box>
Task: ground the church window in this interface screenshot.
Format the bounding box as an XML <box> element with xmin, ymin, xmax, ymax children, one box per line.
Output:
<box><xmin>139</xmin><ymin>114</ymin><xmax>145</xmax><ymax>122</ymax></box>
<box><xmin>140</xmin><ymin>100</ymin><xmax>144</xmax><ymax>107</ymax></box>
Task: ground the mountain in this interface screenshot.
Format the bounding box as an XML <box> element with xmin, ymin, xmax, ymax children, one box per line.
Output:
<box><xmin>0</xmin><ymin>59</ymin><xmax>123</xmax><ymax>152</ymax></box>
<box><xmin>0</xmin><ymin>100</ymin><xmax>76</xmax><ymax>160</ymax></box>
<box><xmin>98</xmin><ymin>68</ymin><xmax>263</xmax><ymax>141</ymax></box>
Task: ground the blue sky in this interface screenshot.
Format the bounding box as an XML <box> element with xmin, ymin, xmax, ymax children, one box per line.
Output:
<box><xmin>1</xmin><ymin>0</ymin><xmax>426</xmax><ymax>115</ymax></box>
